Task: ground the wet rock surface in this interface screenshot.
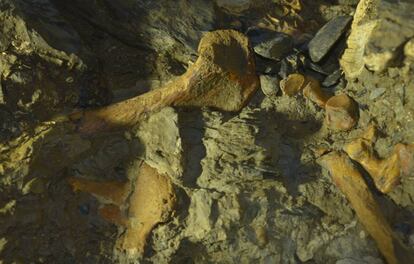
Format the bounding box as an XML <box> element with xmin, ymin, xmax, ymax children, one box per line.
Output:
<box><xmin>1</xmin><ymin>0</ymin><xmax>414</xmax><ymax>264</ymax></box>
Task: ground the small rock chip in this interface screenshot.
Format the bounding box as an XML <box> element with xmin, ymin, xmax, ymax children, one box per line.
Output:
<box><xmin>260</xmin><ymin>75</ymin><xmax>280</xmax><ymax>97</ymax></box>
<box><xmin>280</xmin><ymin>73</ymin><xmax>306</xmax><ymax>96</ymax></box>
<box><xmin>325</xmin><ymin>94</ymin><xmax>358</xmax><ymax>131</ymax></box>
<box><xmin>247</xmin><ymin>28</ymin><xmax>293</xmax><ymax>61</ymax></box>
<box><xmin>308</xmin><ymin>16</ymin><xmax>352</xmax><ymax>62</ymax></box>
<box><xmin>322</xmin><ymin>69</ymin><xmax>342</xmax><ymax>87</ymax></box>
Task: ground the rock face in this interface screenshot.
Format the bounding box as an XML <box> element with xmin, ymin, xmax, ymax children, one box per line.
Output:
<box><xmin>308</xmin><ymin>16</ymin><xmax>352</xmax><ymax>62</ymax></box>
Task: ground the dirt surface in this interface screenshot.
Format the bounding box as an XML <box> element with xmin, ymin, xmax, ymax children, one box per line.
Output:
<box><xmin>1</xmin><ymin>0</ymin><xmax>414</xmax><ymax>263</ymax></box>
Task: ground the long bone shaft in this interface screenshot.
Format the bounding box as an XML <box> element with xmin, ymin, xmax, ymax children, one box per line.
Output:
<box><xmin>318</xmin><ymin>151</ymin><xmax>414</xmax><ymax>264</ymax></box>
<box><xmin>70</xmin><ymin>30</ymin><xmax>259</xmax><ymax>133</ymax></box>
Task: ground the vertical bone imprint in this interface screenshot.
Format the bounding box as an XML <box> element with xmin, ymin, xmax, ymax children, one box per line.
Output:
<box><xmin>318</xmin><ymin>151</ymin><xmax>414</xmax><ymax>264</ymax></box>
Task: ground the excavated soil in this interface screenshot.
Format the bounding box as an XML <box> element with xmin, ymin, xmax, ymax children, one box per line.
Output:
<box><xmin>1</xmin><ymin>0</ymin><xmax>414</xmax><ymax>263</ymax></box>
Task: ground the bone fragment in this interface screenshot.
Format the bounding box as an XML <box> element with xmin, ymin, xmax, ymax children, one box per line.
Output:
<box><xmin>302</xmin><ymin>76</ymin><xmax>331</xmax><ymax>108</ymax></box>
<box><xmin>70</xmin><ymin>30</ymin><xmax>259</xmax><ymax>133</ymax></box>
<box><xmin>325</xmin><ymin>94</ymin><xmax>358</xmax><ymax>131</ymax></box>
<box><xmin>68</xmin><ymin>162</ymin><xmax>176</xmax><ymax>257</ymax></box>
<box><xmin>344</xmin><ymin>127</ymin><xmax>414</xmax><ymax>193</ymax></box>
<box><xmin>318</xmin><ymin>151</ymin><xmax>414</xmax><ymax>264</ymax></box>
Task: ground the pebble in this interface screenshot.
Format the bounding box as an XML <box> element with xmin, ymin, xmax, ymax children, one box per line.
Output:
<box><xmin>308</xmin><ymin>16</ymin><xmax>352</xmax><ymax>62</ymax></box>
<box><xmin>247</xmin><ymin>28</ymin><xmax>293</xmax><ymax>61</ymax></box>
<box><xmin>323</xmin><ymin>69</ymin><xmax>342</xmax><ymax>87</ymax></box>
<box><xmin>260</xmin><ymin>75</ymin><xmax>279</xmax><ymax>97</ymax></box>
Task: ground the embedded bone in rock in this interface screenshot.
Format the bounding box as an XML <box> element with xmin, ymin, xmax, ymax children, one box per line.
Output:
<box><xmin>70</xmin><ymin>29</ymin><xmax>259</xmax><ymax>133</ymax></box>
<box><xmin>343</xmin><ymin>126</ymin><xmax>413</xmax><ymax>193</ymax></box>
<box><xmin>318</xmin><ymin>151</ymin><xmax>414</xmax><ymax>264</ymax></box>
<box><xmin>68</xmin><ymin>162</ymin><xmax>176</xmax><ymax>258</ymax></box>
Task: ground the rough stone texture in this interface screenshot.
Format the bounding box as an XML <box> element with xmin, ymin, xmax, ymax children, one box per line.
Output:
<box><xmin>341</xmin><ymin>0</ymin><xmax>414</xmax><ymax>79</ymax></box>
<box><xmin>308</xmin><ymin>16</ymin><xmax>352</xmax><ymax>62</ymax></box>
<box><xmin>1</xmin><ymin>1</ymin><xmax>414</xmax><ymax>264</ymax></box>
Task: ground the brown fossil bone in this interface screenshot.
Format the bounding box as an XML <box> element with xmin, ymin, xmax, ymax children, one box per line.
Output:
<box><xmin>318</xmin><ymin>151</ymin><xmax>414</xmax><ymax>264</ymax></box>
<box><xmin>68</xmin><ymin>162</ymin><xmax>176</xmax><ymax>257</ymax></box>
<box><xmin>302</xmin><ymin>76</ymin><xmax>331</xmax><ymax>108</ymax></box>
<box><xmin>325</xmin><ymin>94</ymin><xmax>359</xmax><ymax>131</ymax></box>
<box><xmin>279</xmin><ymin>73</ymin><xmax>306</xmax><ymax>96</ymax></box>
<box><xmin>343</xmin><ymin>126</ymin><xmax>414</xmax><ymax>193</ymax></box>
<box><xmin>69</xmin><ymin>30</ymin><xmax>259</xmax><ymax>133</ymax></box>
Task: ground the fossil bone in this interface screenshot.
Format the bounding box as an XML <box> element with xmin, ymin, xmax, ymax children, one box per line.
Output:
<box><xmin>343</xmin><ymin>126</ymin><xmax>414</xmax><ymax>193</ymax></box>
<box><xmin>302</xmin><ymin>76</ymin><xmax>330</xmax><ymax>108</ymax></box>
<box><xmin>325</xmin><ymin>94</ymin><xmax>358</xmax><ymax>131</ymax></box>
<box><xmin>69</xmin><ymin>30</ymin><xmax>259</xmax><ymax>133</ymax></box>
<box><xmin>68</xmin><ymin>162</ymin><xmax>176</xmax><ymax>257</ymax></box>
<box><xmin>318</xmin><ymin>151</ymin><xmax>414</xmax><ymax>264</ymax></box>
<box><xmin>279</xmin><ymin>73</ymin><xmax>306</xmax><ymax>96</ymax></box>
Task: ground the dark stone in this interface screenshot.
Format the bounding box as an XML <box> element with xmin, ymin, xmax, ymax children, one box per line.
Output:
<box><xmin>278</xmin><ymin>54</ymin><xmax>301</xmax><ymax>79</ymax></box>
<box><xmin>304</xmin><ymin>58</ymin><xmax>330</xmax><ymax>75</ymax></box>
<box><xmin>323</xmin><ymin>69</ymin><xmax>342</xmax><ymax>87</ymax></box>
<box><xmin>308</xmin><ymin>16</ymin><xmax>352</xmax><ymax>62</ymax></box>
<box><xmin>247</xmin><ymin>28</ymin><xmax>294</xmax><ymax>61</ymax></box>
<box><xmin>255</xmin><ymin>55</ymin><xmax>280</xmax><ymax>75</ymax></box>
